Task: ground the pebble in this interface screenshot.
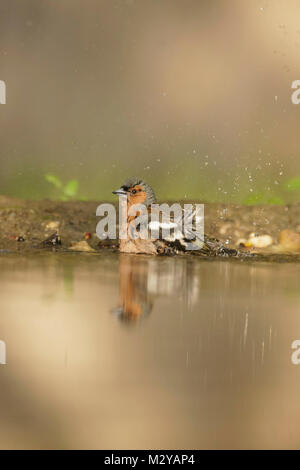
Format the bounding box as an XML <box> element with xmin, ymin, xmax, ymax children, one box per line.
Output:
<box><xmin>278</xmin><ymin>229</ymin><xmax>300</xmax><ymax>252</ymax></box>
<box><xmin>69</xmin><ymin>241</ymin><xmax>95</xmax><ymax>252</ymax></box>
<box><xmin>246</xmin><ymin>233</ymin><xmax>274</xmax><ymax>248</ymax></box>
<box><xmin>45</xmin><ymin>221</ymin><xmax>60</xmax><ymax>231</ymax></box>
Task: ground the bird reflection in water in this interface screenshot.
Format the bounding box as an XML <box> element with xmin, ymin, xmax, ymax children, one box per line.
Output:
<box><xmin>113</xmin><ymin>254</ymin><xmax>153</xmax><ymax>322</ymax></box>
<box><xmin>113</xmin><ymin>254</ymin><xmax>199</xmax><ymax>323</ymax></box>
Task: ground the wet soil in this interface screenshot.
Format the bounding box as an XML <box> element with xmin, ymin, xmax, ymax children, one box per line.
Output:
<box><xmin>0</xmin><ymin>195</ymin><xmax>300</xmax><ymax>260</ymax></box>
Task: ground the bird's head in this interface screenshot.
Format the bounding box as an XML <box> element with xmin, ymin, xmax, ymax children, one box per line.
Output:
<box><xmin>112</xmin><ymin>177</ymin><xmax>156</xmax><ymax>207</ymax></box>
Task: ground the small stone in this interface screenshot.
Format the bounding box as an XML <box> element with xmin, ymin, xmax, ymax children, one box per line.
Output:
<box><xmin>278</xmin><ymin>229</ymin><xmax>300</xmax><ymax>252</ymax></box>
<box><xmin>69</xmin><ymin>241</ymin><xmax>95</xmax><ymax>252</ymax></box>
<box><xmin>247</xmin><ymin>233</ymin><xmax>273</xmax><ymax>248</ymax></box>
<box><xmin>45</xmin><ymin>221</ymin><xmax>60</xmax><ymax>231</ymax></box>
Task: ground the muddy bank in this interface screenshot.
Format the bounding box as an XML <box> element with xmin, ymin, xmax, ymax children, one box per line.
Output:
<box><xmin>0</xmin><ymin>195</ymin><xmax>300</xmax><ymax>259</ymax></box>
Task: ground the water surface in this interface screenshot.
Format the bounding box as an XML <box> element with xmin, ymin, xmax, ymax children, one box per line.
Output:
<box><xmin>0</xmin><ymin>252</ymin><xmax>300</xmax><ymax>449</ymax></box>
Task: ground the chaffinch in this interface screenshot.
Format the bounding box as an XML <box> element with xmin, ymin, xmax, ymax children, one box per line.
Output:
<box><xmin>113</xmin><ymin>177</ymin><xmax>237</xmax><ymax>256</ymax></box>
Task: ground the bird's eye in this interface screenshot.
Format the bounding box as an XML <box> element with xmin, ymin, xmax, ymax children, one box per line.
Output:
<box><xmin>131</xmin><ymin>189</ymin><xmax>137</xmax><ymax>194</ymax></box>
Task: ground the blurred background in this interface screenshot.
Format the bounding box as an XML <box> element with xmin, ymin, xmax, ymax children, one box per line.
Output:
<box><xmin>1</xmin><ymin>0</ymin><xmax>300</xmax><ymax>203</ymax></box>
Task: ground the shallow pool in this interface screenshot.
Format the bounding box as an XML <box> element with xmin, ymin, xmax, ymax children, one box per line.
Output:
<box><xmin>0</xmin><ymin>252</ymin><xmax>299</xmax><ymax>449</ymax></box>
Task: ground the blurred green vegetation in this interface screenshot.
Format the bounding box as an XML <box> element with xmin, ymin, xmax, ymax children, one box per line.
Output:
<box><xmin>285</xmin><ymin>177</ymin><xmax>300</xmax><ymax>191</ymax></box>
<box><xmin>243</xmin><ymin>194</ymin><xmax>285</xmax><ymax>205</ymax></box>
<box><xmin>43</xmin><ymin>172</ymin><xmax>300</xmax><ymax>205</ymax></box>
<box><xmin>45</xmin><ymin>173</ymin><xmax>87</xmax><ymax>201</ymax></box>
<box><xmin>2</xmin><ymin>165</ymin><xmax>300</xmax><ymax>205</ymax></box>
<box><xmin>242</xmin><ymin>176</ymin><xmax>300</xmax><ymax>205</ymax></box>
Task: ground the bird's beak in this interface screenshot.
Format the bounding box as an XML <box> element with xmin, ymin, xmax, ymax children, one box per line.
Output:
<box><xmin>112</xmin><ymin>188</ymin><xmax>127</xmax><ymax>196</ymax></box>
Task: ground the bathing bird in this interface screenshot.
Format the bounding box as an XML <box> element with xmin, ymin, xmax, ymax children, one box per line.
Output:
<box><xmin>113</xmin><ymin>176</ymin><xmax>237</xmax><ymax>256</ymax></box>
